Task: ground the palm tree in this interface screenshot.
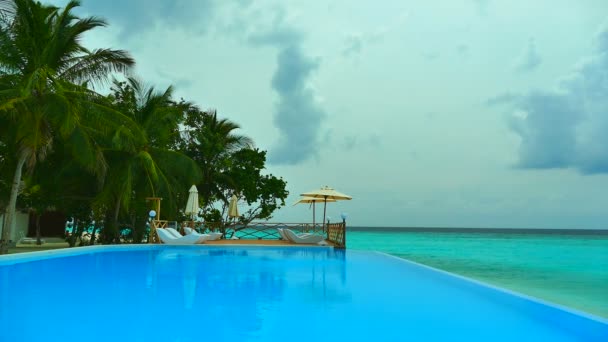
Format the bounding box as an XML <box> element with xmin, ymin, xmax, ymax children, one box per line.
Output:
<box><xmin>0</xmin><ymin>0</ymin><xmax>134</xmax><ymax>253</ymax></box>
<box><xmin>97</xmin><ymin>78</ymin><xmax>201</xmax><ymax>243</ymax></box>
<box><xmin>0</xmin><ymin>133</ymin><xmax>13</xmax><ymax>215</ymax></box>
<box><xmin>181</xmin><ymin>109</ymin><xmax>253</xmax><ymax>208</ymax></box>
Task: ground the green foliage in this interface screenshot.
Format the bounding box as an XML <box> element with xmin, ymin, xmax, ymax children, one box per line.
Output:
<box><xmin>96</xmin><ymin>78</ymin><xmax>201</xmax><ymax>243</ymax></box>
<box><xmin>0</xmin><ymin>1</ymin><xmax>289</xmax><ymax>251</ymax></box>
<box><xmin>178</xmin><ymin>108</ymin><xmax>288</xmax><ymax>225</ymax></box>
<box><xmin>0</xmin><ymin>137</ymin><xmax>13</xmax><ymax>211</ymax></box>
<box><xmin>18</xmin><ymin>158</ymin><xmax>58</xmax><ymax>244</ymax></box>
<box><xmin>177</xmin><ymin>108</ymin><xmax>254</xmax><ymax>206</ymax></box>
<box><xmin>0</xmin><ymin>0</ymin><xmax>134</xmax><ymax>253</ymax></box>
<box><xmin>202</xmin><ymin>208</ymin><xmax>222</xmax><ymax>224</ymax></box>
<box><xmin>224</xmin><ymin>148</ymin><xmax>288</xmax><ymax>223</ymax></box>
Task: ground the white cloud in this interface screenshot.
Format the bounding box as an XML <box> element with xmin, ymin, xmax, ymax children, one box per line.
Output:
<box><xmin>492</xmin><ymin>21</ymin><xmax>608</xmax><ymax>173</ymax></box>
<box><xmin>49</xmin><ymin>0</ymin><xmax>608</xmax><ymax>228</ymax></box>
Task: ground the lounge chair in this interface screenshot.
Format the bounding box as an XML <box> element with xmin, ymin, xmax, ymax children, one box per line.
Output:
<box><xmin>156</xmin><ymin>228</ymin><xmax>208</xmax><ymax>245</ymax></box>
<box><xmin>277</xmin><ymin>228</ymin><xmax>314</xmax><ymax>241</ymax></box>
<box><xmin>183</xmin><ymin>227</ymin><xmax>222</xmax><ymax>241</ymax></box>
<box><xmin>276</xmin><ymin>228</ymin><xmax>288</xmax><ymax>240</ymax></box>
<box><xmin>283</xmin><ymin>228</ymin><xmax>326</xmax><ymax>244</ymax></box>
<box><xmin>167</xmin><ymin>227</ymin><xmax>220</xmax><ymax>241</ymax></box>
<box><xmin>165</xmin><ymin>227</ymin><xmax>184</xmax><ymax>238</ymax></box>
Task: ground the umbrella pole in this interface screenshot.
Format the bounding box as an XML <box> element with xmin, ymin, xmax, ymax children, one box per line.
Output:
<box><xmin>322</xmin><ymin>197</ymin><xmax>327</xmax><ymax>234</ymax></box>
<box><xmin>313</xmin><ymin>202</ymin><xmax>316</xmax><ymax>230</ymax></box>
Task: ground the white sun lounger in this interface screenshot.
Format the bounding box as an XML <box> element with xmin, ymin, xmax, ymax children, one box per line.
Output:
<box><xmin>165</xmin><ymin>227</ymin><xmax>184</xmax><ymax>238</ymax></box>
<box><xmin>277</xmin><ymin>228</ymin><xmax>314</xmax><ymax>241</ymax></box>
<box><xmin>156</xmin><ymin>228</ymin><xmax>207</xmax><ymax>245</ymax></box>
<box><xmin>167</xmin><ymin>227</ymin><xmax>220</xmax><ymax>241</ymax></box>
<box><xmin>183</xmin><ymin>227</ymin><xmax>222</xmax><ymax>241</ymax></box>
<box><xmin>277</xmin><ymin>228</ymin><xmax>288</xmax><ymax>240</ymax></box>
<box><xmin>283</xmin><ymin>229</ymin><xmax>325</xmax><ymax>244</ymax></box>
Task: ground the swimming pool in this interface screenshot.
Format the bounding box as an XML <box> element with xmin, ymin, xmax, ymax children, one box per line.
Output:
<box><xmin>0</xmin><ymin>246</ymin><xmax>606</xmax><ymax>341</ymax></box>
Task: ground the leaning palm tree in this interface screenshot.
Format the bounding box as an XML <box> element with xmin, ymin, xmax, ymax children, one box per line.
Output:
<box><xmin>96</xmin><ymin>78</ymin><xmax>201</xmax><ymax>243</ymax></box>
<box><xmin>0</xmin><ymin>0</ymin><xmax>134</xmax><ymax>253</ymax></box>
<box><xmin>181</xmin><ymin>109</ymin><xmax>254</xmax><ymax>208</ymax></box>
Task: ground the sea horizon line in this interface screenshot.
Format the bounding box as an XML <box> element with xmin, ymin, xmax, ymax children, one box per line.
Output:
<box><xmin>347</xmin><ymin>226</ymin><xmax>608</xmax><ymax>235</ymax></box>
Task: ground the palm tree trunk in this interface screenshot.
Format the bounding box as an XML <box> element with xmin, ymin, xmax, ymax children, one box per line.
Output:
<box><xmin>102</xmin><ymin>209</ymin><xmax>113</xmax><ymax>244</ymax></box>
<box><xmin>90</xmin><ymin>221</ymin><xmax>99</xmax><ymax>246</ymax></box>
<box><xmin>0</xmin><ymin>150</ymin><xmax>29</xmax><ymax>255</ymax></box>
<box><xmin>67</xmin><ymin>219</ymin><xmax>78</xmax><ymax>247</ymax></box>
<box><xmin>113</xmin><ymin>197</ymin><xmax>121</xmax><ymax>244</ymax></box>
<box><xmin>133</xmin><ymin>212</ymin><xmax>147</xmax><ymax>244</ymax></box>
<box><xmin>91</xmin><ymin>210</ymin><xmax>103</xmax><ymax>245</ymax></box>
<box><xmin>35</xmin><ymin>213</ymin><xmax>42</xmax><ymax>245</ymax></box>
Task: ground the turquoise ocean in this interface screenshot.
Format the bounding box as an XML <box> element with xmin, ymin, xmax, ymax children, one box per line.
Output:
<box><xmin>346</xmin><ymin>228</ymin><xmax>608</xmax><ymax>319</ymax></box>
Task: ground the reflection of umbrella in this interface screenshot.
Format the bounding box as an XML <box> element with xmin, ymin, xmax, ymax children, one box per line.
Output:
<box><xmin>300</xmin><ymin>186</ymin><xmax>352</xmax><ymax>230</ymax></box>
<box><xmin>183</xmin><ymin>257</ymin><xmax>197</xmax><ymax>310</ymax></box>
<box><xmin>185</xmin><ymin>185</ymin><xmax>199</xmax><ymax>220</ymax></box>
<box><xmin>293</xmin><ymin>196</ymin><xmax>336</xmax><ymax>228</ymax></box>
<box><xmin>154</xmin><ymin>250</ymin><xmax>199</xmax><ymax>310</ymax></box>
<box><xmin>228</xmin><ymin>194</ymin><xmax>239</xmax><ymax>220</ymax></box>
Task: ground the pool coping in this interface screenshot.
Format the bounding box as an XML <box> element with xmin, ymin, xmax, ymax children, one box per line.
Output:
<box><xmin>0</xmin><ymin>244</ymin><xmax>334</xmax><ymax>265</ymax></box>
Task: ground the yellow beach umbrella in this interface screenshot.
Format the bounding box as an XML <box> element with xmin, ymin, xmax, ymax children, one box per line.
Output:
<box><xmin>300</xmin><ymin>186</ymin><xmax>352</xmax><ymax>230</ymax></box>
<box><xmin>228</xmin><ymin>194</ymin><xmax>239</xmax><ymax>220</ymax></box>
<box><xmin>293</xmin><ymin>196</ymin><xmax>336</xmax><ymax>228</ymax></box>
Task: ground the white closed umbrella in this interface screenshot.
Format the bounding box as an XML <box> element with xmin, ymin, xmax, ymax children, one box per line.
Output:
<box><xmin>300</xmin><ymin>186</ymin><xmax>352</xmax><ymax>231</ymax></box>
<box><xmin>184</xmin><ymin>185</ymin><xmax>199</xmax><ymax>220</ymax></box>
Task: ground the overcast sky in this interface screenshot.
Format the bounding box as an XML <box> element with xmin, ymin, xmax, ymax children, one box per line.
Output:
<box><xmin>52</xmin><ymin>0</ymin><xmax>608</xmax><ymax>229</ymax></box>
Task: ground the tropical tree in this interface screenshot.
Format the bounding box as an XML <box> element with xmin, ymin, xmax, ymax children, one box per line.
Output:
<box><xmin>0</xmin><ymin>132</ymin><xmax>13</xmax><ymax>214</ymax></box>
<box><xmin>17</xmin><ymin>159</ymin><xmax>59</xmax><ymax>245</ymax></box>
<box><xmin>178</xmin><ymin>109</ymin><xmax>254</xmax><ymax>209</ymax></box>
<box><xmin>49</xmin><ymin>145</ymin><xmax>101</xmax><ymax>247</ymax></box>
<box><xmin>177</xmin><ymin>109</ymin><xmax>287</xmax><ymax>227</ymax></box>
<box><xmin>222</xmin><ymin>148</ymin><xmax>288</xmax><ymax>224</ymax></box>
<box><xmin>0</xmin><ymin>0</ymin><xmax>134</xmax><ymax>253</ymax></box>
<box><xmin>16</xmin><ymin>136</ymin><xmax>97</xmax><ymax>246</ymax></box>
<box><xmin>97</xmin><ymin>78</ymin><xmax>201</xmax><ymax>243</ymax></box>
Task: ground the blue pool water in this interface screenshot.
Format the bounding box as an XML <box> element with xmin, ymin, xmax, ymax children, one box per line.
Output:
<box><xmin>0</xmin><ymin>246</ymin><xmax>606</xmax><ymax>341</ymax></box>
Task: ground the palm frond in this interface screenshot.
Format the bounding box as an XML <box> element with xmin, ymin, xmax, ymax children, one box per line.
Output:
<box><xmin>60</xmin><ymin>48</ymin><xmax>134</xmax><ymax>86</ymax></box>
<box><xmin>0</xmin><ymin>0</ymin><xmax>15</xmax><ymax>19</ymax></box>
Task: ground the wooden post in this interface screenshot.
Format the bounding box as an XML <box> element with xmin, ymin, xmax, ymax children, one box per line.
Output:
<box><xmin>145</xmin><ymin>197</ymin><xmax>162</xmax><ymax>220</ymax></box>
<box><xmin>148</xmin><ymin>220</ymin><xmax>157</xmax><ymax>244</ymax></box>
<box><xmin>342</xmin><ymin>218</ymin><xmax>346</xmax><ymax>248</ymax></box>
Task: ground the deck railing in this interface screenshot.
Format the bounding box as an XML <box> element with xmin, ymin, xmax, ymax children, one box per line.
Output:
<box><xmin>232</xmin><ymin>222</ymin><xmax>326</xmax><ymax>240</ymax></box>
<box><xmin>150</xmin><ymin>220</ymin><xmax>347</xmax><ymax>248</ymax></box>
<box><xmin>179</xmin><ymin>221</ymin><xmax>325</xmax><ymax>240</ymax></box>
<box><xmin>326</xmin><ymin>221</ymin><xmax>346</xmax><ymax>248</ymax></box>
<box><xmin>148</xmin><ymin>220</ymin><xmax>170</xmax><ymax>244</ymax></box>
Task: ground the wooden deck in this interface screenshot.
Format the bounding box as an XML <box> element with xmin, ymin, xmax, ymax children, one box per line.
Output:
<box><xmin>204</xmin><ymin>239</ymin><xmax>335</xmax><ymax>247</ymax></box>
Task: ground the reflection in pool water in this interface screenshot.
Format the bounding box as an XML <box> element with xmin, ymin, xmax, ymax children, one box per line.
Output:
<box><xmin>0</xmin><ymin>246</ymin><xmax>606</xmax><ymax>341</ymax></box>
